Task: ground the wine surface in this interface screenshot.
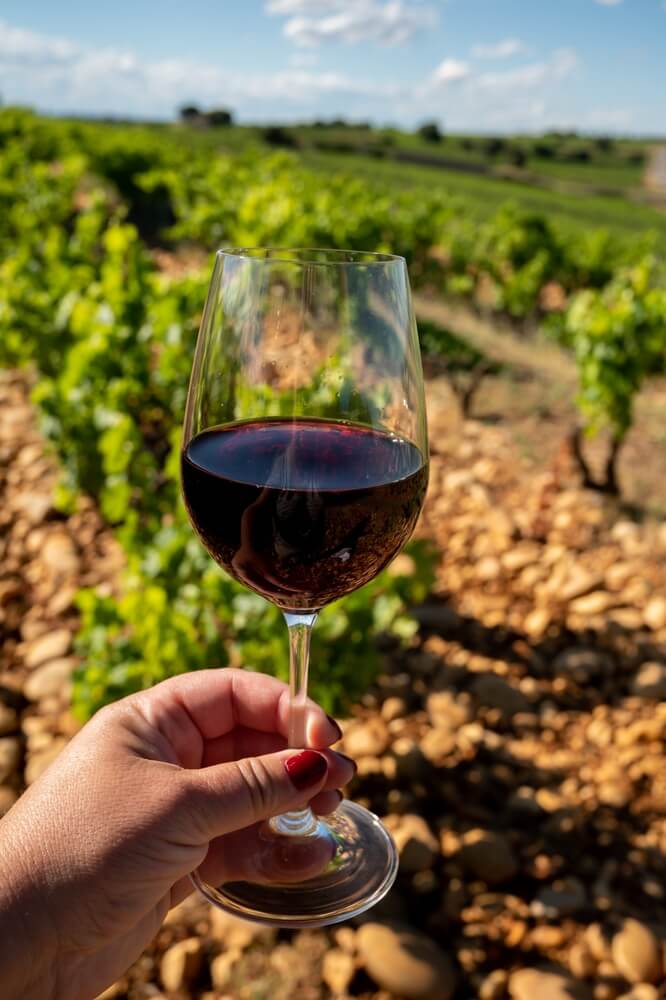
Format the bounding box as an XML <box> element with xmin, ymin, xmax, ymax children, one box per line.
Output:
<box><xmin>181</xmin><ymin>418</ymin><xmax>427</xmax><ymax>611</ymax></box>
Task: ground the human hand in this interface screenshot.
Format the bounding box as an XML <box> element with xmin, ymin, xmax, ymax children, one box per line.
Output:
<box><xmin>0</xmin><ymin>668</ymin><xmax>353</xmax><ymax>1000</ymax></box>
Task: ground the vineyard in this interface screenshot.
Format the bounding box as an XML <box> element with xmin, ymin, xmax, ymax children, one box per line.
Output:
<box><xmin>1</xmin><ymin>107</ymin><xmax>665</xmax><ymax>999</ymax></box>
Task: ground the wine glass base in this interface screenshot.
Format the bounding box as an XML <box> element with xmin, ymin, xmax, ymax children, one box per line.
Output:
<box><xmin>191</xmin><ymin>800</ymin><xmax>398</xmax><ymax>928</ymax></box>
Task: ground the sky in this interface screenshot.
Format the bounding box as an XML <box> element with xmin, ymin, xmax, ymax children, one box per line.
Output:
<box><xmin>0</xmin><ymin>0</ymin><xmax>664</xmax><ymax>135</ymax></box>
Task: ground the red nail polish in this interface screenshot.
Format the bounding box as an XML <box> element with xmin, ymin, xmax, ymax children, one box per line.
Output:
<box><xmin>326</xmin><ymin>714</ymin><xmax>343</xmax><ymax>741</ymax></box>
<box><xmin>285</xmin><ymin>750</ymin><xmax>328</xmax><ymax>790</ymax></box>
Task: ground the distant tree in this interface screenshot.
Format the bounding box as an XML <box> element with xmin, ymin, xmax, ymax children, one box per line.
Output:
<box><xmin>533</xmin><ymin>140</ymin><xmax>555</xmax><ymax>159</ymax></box>
<box><xmin>179</xmin><ymin>105</ymin><xmax>201</xmax><ymax>123</ymax></box>
<box><xmin>595</xmin><ymin>136</ymin><xmax>614</xmax><ymax>154</ymax></box>
<box><xmin>206</xmin><ymin>108</ymin><xmax>233</xmax><ymax>127</ymax></box>
<box><xmin>483</xmin><ymin>136</ymin><xmax>505</xmax><ymax>157</ymax></box>
<box><xmin>508</xmin><ymin>146</ymin><xmax>527</xmax><ymax>168</ymax></box>
<box><xmin>262</xmin><ymin>125</ymin><xmax>296</xmax><ymax>148</ymax></box>
<box><xmin>417</xmin><ymin>121</ymin><xmax>443</xmax><ymax>143</ymax></box>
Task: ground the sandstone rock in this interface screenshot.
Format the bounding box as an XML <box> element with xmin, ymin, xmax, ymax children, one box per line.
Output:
<box><xmin>559</xmin><ymin>566</ymin><xmax>603</xmax><ymax>603</ymax></box>
<box><xmin>524</xmin><ymin>608</ymin><xmax>552</xmax><ymax>637</ymax></box>
<box><xmin>631</xmin><ymin>661</ymin><xmax>666</xmax><ymax>700</ymax></box>
<box><xmin>13</xmin><ymin>492</ymin><xmax>53</xmax><ymax>524</ymax></box>
<box><xmin>322</xmin><ymin>948</ymin><xmax>355</xmax><ymax>996</ymax></box>
<box><xmin>585</xmin><ymin>923</ymin><xmax>612</xmax><ymax>962</ymax></box>
<box><xmin>381</xmin><ymin>696</ymin><xmax>406</xmax><ymax>722</ymax></box>
<box><xmin>426</xmin><ymin>691</ymin><xmax>471</xmax><ymax>730</ymax></box>
<box><xmin>209</xmin><ymin>908</ymin><xmax>271</xmax><ymax>949</ymax></box>
<box><xmin>357</xmin><ymin>921</ymin><xmax>456</xmax><ymax>1000</ymax></box>
<box><xmin>569</xmin><ymin>942</ymin><xmax>597</xmax><ymax>979</ymax></box>
<box><xmin>553</xmin><ymin>648</ymin><xmax>611</xmax><ymax>683</ymax></box>
<box><xmin>568</xmin><ymin>591</ymin><xmax>614</xmax><ymax>617</ymax></box>
<box><xmin>344</xmin><ymin>717</ymin><xmax>389</xmax><ymax>757</ymax></box>
<box><xmin>611</xmin><ymin>919</ymin><xmax>661</xmax><ymax>984</ymax></box>
<box><xmin>24</xmin><ymin>629</ymin><xmax>72</xmax><ymax>669</ymax></box>
<box><xmin>643</xmin><ymin>596</ymin><xmax>666</xmax><ymax>631</ymax></box>
<box><xmin>41</xmin><ymin>532</ymin><xmax>79</xmax><ymax>575</ymax></box>
<box><xmin>472</xmin><ymin>674</ymin><xmax>529</xmax><ymax>719</ymax></box>
<box><xmin>210</xmin><ymin>949</ymin><xmax>241</xmax><ymax>991</ymax></box>
<box><xmin>617</xmin><ymin>987</ymin><xmax>659</xmax><ymax>1000</ymax></box>
<box><xmin>420</xmin><ymin>727</ymin><xmax>456</xmax><ymax>764</ymax></box>
<box><xmin>477</xmin><ymin>556</ymin><xmax>501</xmax><ymax>581</ymax></box>
<box><xmin>0</xmin><ymin>736</ymin><xmax>21</xmax><ymax>783</ymax></box>
<box><xmin>391</xmin><ymin>814</ymin><xmax>439</xmax><ymax>872</ymax></box>
<box><xmin>457</xmin><ymin>829</ymin><xmax>518</xmax><ymax>885</ymax></box>
<box><xmin>509</xmin><ymin>968</ymin><xmax>591</xmax><ymax>1000</ymax></box>
<box><xmin>160</xmin><ymin>937</ymin><xmax>203</xmax><ymax>992</ymax></box>
<box><xmin>0</xmin><ymin>703</ymin><xmax>19</xmax><ymax>736</ymax></box>
<box><xmin>23</xmin><ymin>657</ymin><xmax>77</xmax><ymax>702</ymax></box>
<box><xmin>479</xmin><ymin>969</ymin><xmax>509</xmax><ymax>1000</ymax></box>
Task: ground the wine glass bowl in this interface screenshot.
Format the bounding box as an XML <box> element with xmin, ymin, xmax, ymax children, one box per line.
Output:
<box><xmin>181</xmin><ymin>247</ymin><xmax>428</xmax><ymax>926</ymax></box>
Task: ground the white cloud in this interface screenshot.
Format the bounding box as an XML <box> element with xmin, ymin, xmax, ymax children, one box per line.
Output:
<box><xmin>0</xmin><ymin>19</ymin><xmax>400</xmax><ymax>117</ymax></box>
<box><xmin>475</xmin><ymin>48</ymin><xmax>577</xmax><ymax>91</ymax></box>
<box><xmin>265</xmin><ymin>0</ymin><xmax>437</xmax><ymax>47</ymax></box>
<box><xmin>471</xmin><ymin>38</ymin><xmax>525</xmax><ymax>60</ymax></box>
<box><xmin>432</xmin><ymin>58</ymin><xmax>470</xmax><ymax>84</ymax></box>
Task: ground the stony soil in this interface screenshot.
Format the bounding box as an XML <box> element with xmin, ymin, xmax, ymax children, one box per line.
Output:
<box><xmin>1</xmin><ymin>369</ymin><xmax>665</xmax><ymax>1000</ymax></box>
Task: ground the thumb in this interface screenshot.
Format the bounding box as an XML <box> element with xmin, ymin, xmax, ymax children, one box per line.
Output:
<box><xmin>182</xmin><ymin>749</ymin><xmax>329</xmax><ymax>840</ymax></box>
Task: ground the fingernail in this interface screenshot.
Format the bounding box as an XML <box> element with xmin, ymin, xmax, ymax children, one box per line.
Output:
<box><xmin>326</xmin><ymin>714</ymin><xmax>343</xmax><ymax>741</ymax></box>
<box><xmin>336</xmin><ymin>752</ymin><xmax>358</xmax><ymax>775</ymax></box>
<box><xmin>285</xmin><ymin>750</ymin><xmax>328</xmax><ymax>790</ymax></box>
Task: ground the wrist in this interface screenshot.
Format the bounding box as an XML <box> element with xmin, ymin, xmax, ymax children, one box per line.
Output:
<box><xmin>0</xmin><ymin>811</ymin><xmax>59</xmax><ymax>1000</ymax></box>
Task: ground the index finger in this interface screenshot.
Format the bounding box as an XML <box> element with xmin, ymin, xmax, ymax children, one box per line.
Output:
<box><xmin>135</xmin><ymin>668</ymin><xmax>341</xmax><ymax>764</ymax></box>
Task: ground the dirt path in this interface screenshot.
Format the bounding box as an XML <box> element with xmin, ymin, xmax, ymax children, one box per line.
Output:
<box><xmin>643</xmin><ymin>145</ymin><xmax>666</xmax><ymax>203</ymax></box>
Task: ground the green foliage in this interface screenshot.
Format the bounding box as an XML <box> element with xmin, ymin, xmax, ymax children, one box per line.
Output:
<box><xmin>561</xmin><ymin>258</ymin><xmax>666</xmax><ymax>441</ymax></box>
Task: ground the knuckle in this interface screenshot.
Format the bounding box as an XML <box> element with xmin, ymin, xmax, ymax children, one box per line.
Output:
<box><xmin>236</xmin><ymin>756</ymin><xmax>277</xmax><ymax>817</ymax></box>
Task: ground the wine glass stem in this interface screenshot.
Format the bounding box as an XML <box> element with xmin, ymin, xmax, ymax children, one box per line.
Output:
<box><xmin>270</xmin><ymin>611</ymin><xmax>319</xmax><ymax>837</ymax></box>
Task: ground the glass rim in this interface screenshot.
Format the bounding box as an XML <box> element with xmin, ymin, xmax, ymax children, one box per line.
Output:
<box><xmin>215</xmin><ymin>246</ymin><xmax>405</xmax><ymax>267</ymax></box>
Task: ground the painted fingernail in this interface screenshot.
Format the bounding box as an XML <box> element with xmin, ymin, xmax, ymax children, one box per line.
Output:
<box><xmin>336</xmin><ymin>752</ymin><xmax>358</xmax><ymax>775</ymax></box>
<box><xmin>326</xmin><ymin>714</ymin><xmax>343</xmax><ymax>741</ymax></box>
<box><xmin>285</xmin><ymin>750</ymin><xmax>328</xmax><ymax>790</ymax></box>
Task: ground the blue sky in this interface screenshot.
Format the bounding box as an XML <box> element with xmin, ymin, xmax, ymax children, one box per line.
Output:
<box><xmin>0</xmin><ymin>0</ymin><xmax>664</xmax><ymax>134</ymax></box>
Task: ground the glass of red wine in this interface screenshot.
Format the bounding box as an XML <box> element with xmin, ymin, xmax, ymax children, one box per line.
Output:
<box><xmin>181</xmin><ymin>247</ymin><xmax>428</xmax><ymax>926</ymax></box>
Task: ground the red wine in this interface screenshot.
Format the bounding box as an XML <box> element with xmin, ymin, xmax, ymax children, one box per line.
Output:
<box><xmin>181</xmin><ymin>419</ymin><xmax>428</xmax><ymax>612</ymax></box>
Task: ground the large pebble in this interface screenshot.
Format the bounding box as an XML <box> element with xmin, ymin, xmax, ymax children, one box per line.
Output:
<box><xmin>426</xmin><ymin>691</ymin><xmax>471</xmax><ymax>730</ymax></box>
<box><xmin>509</xmin><ymin>969</ymin><xmax>591</xmax><ymax>1000</ymax></box>
<box><xmin>0</xmin><ymin>736</ymin><xmax>21</xmax><ymax>783</ymax></box>
<box><xmin>0</xmin><ymin>703</ymin><xmax>19</xmax><ymax>736</ymax></box>
<box><xmin>643</xmin><ymin>596</ymin><xmax>666</xmax><ymax>631</ymax></box>
<box><xmin>458</xmin><ymin>829</ymin><xmax>518</xmax><ymax>885</ymax></box>
<box><xmin>391</xmin><ymin>814</ymin><xmax>439</xmax><ymax>872</ymax></box>
<box><xmin>611</xmin><ymin>919</ymin><xmax>661</xmax><ymax>984</ymax></box>
<box><xmin>24</xmin><ymin>629</ymin><xmax>72</xmax><ymax>669</ymax></box>
<box><xmin>160</xmin><ymin>937</ymin><xmax>203</xmax><ymax>992</ymax></box>
<box><xmin>344</xmin><ymin>717</ymin><xmax>389</xmax><ymax>757</ymax></box>
<box><xmin>631</xmin><ymin>661</ymin><xmax>666</xmax><ymax>700</ymax></box>
<box><xmin>322</xmin><ymin>948</ymin><xmax>355</xmax><ymax>995</ymax></box>
<box><xmin>553</xmin><ymin>648</ymin><xmax>611</xmax><ymax>683</ymax></box>
<box><xmin>24</xmin><ymin>658</ymin><xmax>77</xmax><ymax>702</ymax></box>
<box><xmin>357</xmin><ymin>922</ymin><xmax>456</xmax><ymax>1000</ymax></box>
<box><xmin>472</xmin><ymin>675</ymin><xmax>529</xmax><ymax>718</ymax></box>
<box><xmin>41</xmin><ymin>533</ymin><xmax>80</xmax><ymax>575</ymax></box>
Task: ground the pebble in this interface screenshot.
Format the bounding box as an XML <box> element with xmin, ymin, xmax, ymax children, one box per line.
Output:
<box><xmin>426</xmin><ymin>691</ymin><xmax>471</xmax><ymax>729</ymax></box>
<box><xmin>23</xmin><ymin>629</ymin><xmax>72</xmax><ymax>669</ymax></box>
<box><xmin>381</xmin><ymin>696</ymin><xmax>407</xmax><ymax>722</ymax></box>
<box><xmin>357</xmin><ymin>922</ymin><xmax>456</xmax><ymax>1000</ymax></box>
<box><xmin>210</xmin><ymin>949</ymin><xmax>240</xmax><ymax>991</ymax></box>
<box><xmin>479</xmin><ymin>969</ymin><xmax>509</xmax><ymax>1000</ymax></box>
<box><xmin>208</xmin><ymin>908</ymin><xmax>272</xmax><ymax>950</ymax></box>
<box><xmin>509</xmin><ymin>968</ymin><xmax>591</xmax><ymax>1000</ymax></box>
<box><xmin>160</xmin><ymin>937</ymin><xmax>203</xmax><ymax>992</ymax></box>
<box><xmin>0</xmin><ymin>703</ymin><xmax>19</xmax><ymax>736</ymax></box>
<box><xmin>472</xmin><ymin>675</ymin><xmax>530</xmax><ymax>718</ymax></box>
<box><xmin>617</xmin><ymin>988</ymin><xmax>659</xmax><ymax>1000</ymax></box>
<box><xmin>420</xmin><ymin>727</ymin><xmax>456</xmax><ymax>763</ymax></box>
<box><xmin>344</xmin><ymin>717</ymin><xmax>389</xmax><ymax>757</ymax></box>
<box><xmin>631</xmin><ymin>661</ymin><xmax>666</xmax><ymax>700</ymax></box>
<box><xmin>322</xmin><ymin>948</ymin><xmax>355</xmax><ymax>995</ymax></box>
<box><xmin>40</xmin><ymin>532</ymin><xmax>80</xmax><ymax>575</ymax></box>
<box><xmin>611</xmin><ymin>919</ymin><xmax>661</xmax><ymax>984</ymax></box>
<box><xmin>569</xmin><ymin>942</ymin><xmax>597</xmax><ymax>979</ymax></box>
<box><xmin>23</xmin><ymin>657</ymin><xmax>77</xmax><ymax>702</ymax></box>
<box><xmin>568</xmin><ymin>591</ymin><xmax>614</xmax><ymax>616</ymax></box>
<box><xmin>553</xmin><ymin>648</ymin><xmax>610</xmax><ymax>683</ymax></box>
<box><xmin>457</xmin><ymin>829</ymin><xmax>518</xmax><ymax>885</ymax></box>
<box><xmin>643</xmin><ymin>596</ymin><xmax>666</xmax><ymax>631</ymax></box>
<box><xmin>390</xmin><ymin>814</ymin><xmax>439</xmax><ymax>872</ymax></box>
<box><xmin>0</xmin><ymin>736</ymin><xmax>21</xmax><ymax>783</ymax></box>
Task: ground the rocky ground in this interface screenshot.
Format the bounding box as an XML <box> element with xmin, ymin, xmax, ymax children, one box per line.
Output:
<box><xmin>0</xmin><ymin>369</ymin><xmax>665</xmax><ymax>1000</ymax></box>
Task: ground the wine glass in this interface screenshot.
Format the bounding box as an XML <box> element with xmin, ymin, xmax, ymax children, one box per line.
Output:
<box><xmin>181</xmin><ymin>247</ymin><xmax>428</xmax><ymax>926</ymax></box>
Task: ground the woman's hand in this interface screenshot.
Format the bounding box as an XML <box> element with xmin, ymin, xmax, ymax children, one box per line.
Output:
<box><xmin>0</xmin><ymin>668</ymin><xmax>352</xmax><ymax>1000</ymax></box>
